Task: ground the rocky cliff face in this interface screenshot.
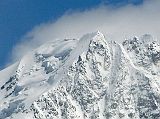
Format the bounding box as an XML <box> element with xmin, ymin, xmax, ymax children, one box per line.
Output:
<box><xmin>0</xmin><ymin>32</ymin><xmax>160</xmax><ymax>119</ymax></box>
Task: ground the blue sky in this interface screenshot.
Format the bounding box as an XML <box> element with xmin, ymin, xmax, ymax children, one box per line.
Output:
<box><xmin>0</xmin><ymin>0</ymin><xmax>143</xmax><ymax>69</ymax></box>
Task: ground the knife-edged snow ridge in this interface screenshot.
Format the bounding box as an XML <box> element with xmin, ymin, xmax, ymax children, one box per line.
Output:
<box><xmin>0</xmin><ymin>31</ymin><xmax>160</xmax><ymax>119</ymax></box>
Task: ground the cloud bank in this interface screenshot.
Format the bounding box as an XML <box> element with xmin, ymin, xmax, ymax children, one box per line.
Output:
<box><xmin>11</xmin><ymin>0</ymin><xmax>160</xmax><ymax>64</ymax></box>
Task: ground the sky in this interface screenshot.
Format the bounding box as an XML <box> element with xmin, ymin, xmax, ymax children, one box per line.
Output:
<box><xmin>0</xmin><ymin>0</ymin><xmax>158</xmax><ymax>70</ymax></box>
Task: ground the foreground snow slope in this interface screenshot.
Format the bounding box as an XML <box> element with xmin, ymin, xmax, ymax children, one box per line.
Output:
<box><xmin>0</xmin><ymin>32</ymin><xmax>160</xmax><ymax>119</ymax></box>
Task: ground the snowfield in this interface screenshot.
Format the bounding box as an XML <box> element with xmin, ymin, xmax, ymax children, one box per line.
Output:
<box><xmin>0</xmin><ymin>31</ymin><xmax>160</xmax><ymax>119</ymax></box>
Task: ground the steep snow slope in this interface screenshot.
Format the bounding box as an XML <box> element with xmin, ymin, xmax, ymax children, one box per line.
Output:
<box><xmin>0</xmin><ymin>38</ymin><xmax>77</xmax><ymax>119</ymax></box>
<box><xmin>0</xmin><ymin>32</ymin><xmax>160</xmax><ymax>119</ymax></box>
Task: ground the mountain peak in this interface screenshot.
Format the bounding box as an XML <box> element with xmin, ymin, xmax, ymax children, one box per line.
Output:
<box><xmin>0</xmin><ymin>32</ymin><xmax>160</xmax><ymax>119</ymax></box>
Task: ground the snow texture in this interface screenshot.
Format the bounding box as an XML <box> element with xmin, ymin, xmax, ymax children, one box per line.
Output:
<box><xmin>0</xmin><ymin>32</ymin><xmax>160</xmax><ymax>119</ymax></box>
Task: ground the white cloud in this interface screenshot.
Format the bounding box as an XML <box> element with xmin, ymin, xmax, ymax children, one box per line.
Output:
<box><xmin>10</xmin><ymin>0</ymin><xmax>160</xmax><ymax>64</ymax></box>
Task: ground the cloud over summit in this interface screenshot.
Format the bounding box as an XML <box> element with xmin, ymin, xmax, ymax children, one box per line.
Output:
<box><xmin>10</xmin><ymin>0</ymin><xmax>160</xmax><ymax>65</ymax></box>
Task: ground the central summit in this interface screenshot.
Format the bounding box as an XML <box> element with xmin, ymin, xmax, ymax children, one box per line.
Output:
<box><xmin>0</xmin><ymin>32</ymin><xmax>160</xmax><ymax>119</ymax></box>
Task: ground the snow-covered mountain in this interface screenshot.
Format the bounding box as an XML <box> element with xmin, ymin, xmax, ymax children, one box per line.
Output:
<box><xmin>0</xmin><ymin>31</ymin><xmax>160</xmax><ymax>119</ymax></box>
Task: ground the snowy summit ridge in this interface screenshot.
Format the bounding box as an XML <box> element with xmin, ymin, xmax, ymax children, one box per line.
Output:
<box><xmin>0</xmin><ymin>31</ymin><xmax>160</xmax><ymax>119</ymax></box>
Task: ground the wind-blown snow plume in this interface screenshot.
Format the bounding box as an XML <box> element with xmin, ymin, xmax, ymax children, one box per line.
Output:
<box><xmin>11</xmin><ymin>0</ymin><xmax>160</xmax><ymax>64</ymax></box>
